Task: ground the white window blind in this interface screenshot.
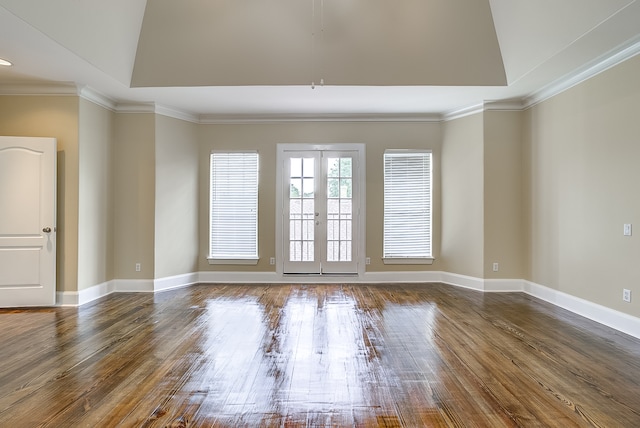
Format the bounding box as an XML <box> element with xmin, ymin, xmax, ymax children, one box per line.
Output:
<box><xmin>383</xmin><ymin>151</ymin><xmax>432</xmax><ymax>259</ymax></box>
<box><xmin>210</xmin><ymin>152</ymin><xmax>259</xmax><ymax>259</ymax></box>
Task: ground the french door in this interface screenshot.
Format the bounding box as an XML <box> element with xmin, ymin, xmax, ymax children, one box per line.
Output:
<box><xmin>282</xmin><ymin>149</ymin><xmax>360</xmax><ymax>274</ymax></box>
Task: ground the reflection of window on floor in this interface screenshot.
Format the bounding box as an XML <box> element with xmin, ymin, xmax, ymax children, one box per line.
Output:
<box><xmin>383</xmin><ymin>150</ymin><xmax>432</xmax><ymax>260</ymax></box>
<box><xmin>209</xmin><ymin>151</ymin><xmax>259</xmax><ymax>261</ymax></box>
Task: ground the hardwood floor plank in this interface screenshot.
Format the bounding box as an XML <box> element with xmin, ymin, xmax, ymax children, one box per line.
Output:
<box><xmin>1</xmin><ymin>283</ymin><xmax>640</xmax><ymax>427</ymax></box>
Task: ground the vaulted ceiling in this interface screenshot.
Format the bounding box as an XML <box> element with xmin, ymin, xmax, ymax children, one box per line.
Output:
<box><xmin>0</xmin><ymin>0</ymin><xmax>639</xmax><ymax>120</ymax></box>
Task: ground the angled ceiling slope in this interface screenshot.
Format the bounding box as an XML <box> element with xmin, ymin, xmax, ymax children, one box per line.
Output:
<box><xmin>132</xmin><ymin>0</ymin><xmax>507</xmax><ymax>87</ymax></box>
<box><xmin>0</xmin><ymin>0</ymin><xmax>639</xmax><ymax>118</ymax></box>
<box><xmin>0</xmin><ymin>0</ymin><xmax>147</xmax><ymax>86</ymax></box>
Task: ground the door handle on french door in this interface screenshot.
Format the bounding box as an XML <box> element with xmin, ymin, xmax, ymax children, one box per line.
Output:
<box><xmin>42</xmin><ymin>227</ymin><xmax>52</xmax><ymax>233</ymax></box>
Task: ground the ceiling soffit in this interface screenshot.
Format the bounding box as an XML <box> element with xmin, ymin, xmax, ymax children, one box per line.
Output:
<box><xmin>489</xmin><ymin>0</ymin><xmax>635</xmax><ymax>84</ymax></box>
<box><xmin>131</xmin><ymin>0</ymin><xmax>507</xmax><ymax>88</ymax></box>
<box><xmin>0</xmin><ymin>0</ymin><xmax>147</xmax><ymax>85</ymax></box>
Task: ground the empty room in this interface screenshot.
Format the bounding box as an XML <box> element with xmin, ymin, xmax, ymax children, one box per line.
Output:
<box><xmin>1</xmin><ymin>1</ymin><xmax>640</xmax><ymax>426</ymax></box>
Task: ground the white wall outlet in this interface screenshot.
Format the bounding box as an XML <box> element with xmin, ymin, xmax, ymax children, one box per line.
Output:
<box><xmin>269</xmin><ymin>257</ymin><xmax>275</xmax><ymax>265</ymax></box>
<box><xmin>135</xmin><ymin>263</ymin><xmax>141</xmax><ymax>272</ymax></box>
<box><xmin>623</xmin><ymin>289</ymin><xmax>631</xmax><ymax>303</ymax></box>
<box><xmin>365</xmin><ymin>257</ymin><xmax>371</xmax><ymax>265</ymax></box>
<box><xmin>492</xmin><ymin>262</ymin><xmax>499</xmax><ymax>272</ymax></box>
<box><xmin>624</xmin><ymin>224</ymin><xmax>632</xmax><ymax>236</ymax></box>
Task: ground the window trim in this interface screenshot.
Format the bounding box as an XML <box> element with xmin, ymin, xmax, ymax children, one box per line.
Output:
<box><xmin>208</xmin><ymin>150</ymin><xmax>260</xmax><ymax>265</ymax></box>
<box><xmin>382</xmin><ymin>257</ymin><xmax>434</xmax><ymax>265</ymax></box>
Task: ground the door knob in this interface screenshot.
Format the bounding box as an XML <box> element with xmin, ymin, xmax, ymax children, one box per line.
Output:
<box><xmin>42</xmin><ymin>227</ymin><xmax>52</xmax><ymax>233</ymax></box>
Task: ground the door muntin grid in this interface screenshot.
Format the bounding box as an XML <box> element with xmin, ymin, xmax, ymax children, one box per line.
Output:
<box><xmin>283</xmin><ymin>150</ymin><xmax>358</xmax><ymax>274</ymax></box>
<box><xmin>326</xmin><ymin>156</ymin><xmax>352</xmax><ymax>262</ymax></box>
<box><xmin>289</xmin><ymin>156</ymin><xmax>315</xmax><ymax>262</ymax></box>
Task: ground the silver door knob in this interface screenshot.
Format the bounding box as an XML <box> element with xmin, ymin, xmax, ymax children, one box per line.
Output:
<box><xmin>43</xmin><ymin>227</ymin><xmax>52</xmax><ymax>233</ymax></box>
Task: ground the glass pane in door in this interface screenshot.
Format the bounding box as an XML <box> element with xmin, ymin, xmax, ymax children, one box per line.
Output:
<box><xmin>289</xmin><ymin>157</ymin><xmax>315</xmax><ymax>262</ymax></box>
<box><xmin>326</xmin><ymin>157</ymin><xmax>352</xmax><ymax>262</ymax></box>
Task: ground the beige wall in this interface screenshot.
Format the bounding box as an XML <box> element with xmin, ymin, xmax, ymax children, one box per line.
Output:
<box><xmin>77</xmin><ymin>98</ymin><xmax>115</xmax><ymax>290</ymax></box>
<box><xmin>524</xmin><ymin>54</ymin><xmax>640</xmax><ymax>317</ymax></box>
<box><xmin>441</xmin><ymin>113</ymin><xmax>484</xmax><ymax>278</ymax></box>
<box><xmin>0</xmin><ymin>95</ymin><xmax>79</xmax><ymax>293</ymax></box>
<box><xmin>154</xmin><ymin>115</ymin><xmax>199</xmax><ymax>278</ymax></box>
<box><xmin>198</xmin><ymin>121</ymin><xmax>443</xmax><ymax>273</ymax></box>
<box><xmin>484</xmin><ymin>110</ymin><xmax>525</xmax><ymax>279</ymax></box>
<box><xmin>113</xmin><ymin>113</ymin><xmax>156</xmax><ymax>279</ymax></box>
<box><xmin>2</xmin><ymin>49</ymin><xmax>639</xmax><ymax>326</ymax></box>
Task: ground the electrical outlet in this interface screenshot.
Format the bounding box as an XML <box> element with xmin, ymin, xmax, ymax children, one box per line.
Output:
<box><xmin>135</xmin><ymin>263</ymin><xmax>141</xmax><ymax>272</ymax></box>
<box><xmin>623</xmin><ymin>289</ymin><xmax>631</xmax><ymax>303</ymax></box>
<box><xmin>492</xmin><ymin>262</ymin><xmax>499</xmax><ymax>272</ymax></box>
<box><xmin>269</xmin><ymin>257</ymin><xmax>275</xmax><ymax>265</ymax></box>
<box><xmin>365</xmin><ymin>257</ymin><xmax>371</xmax><ymax>265</ymax></box>
<box><xmin>624</xmin><ymin>224</ymin><xmax>632</xmax><ymax>236</ymax></box>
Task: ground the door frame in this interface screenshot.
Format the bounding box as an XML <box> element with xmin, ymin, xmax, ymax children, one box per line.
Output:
<box><xmin>276</xmin><ymin>143</ymin><xmax>366</xmax><ymax>277</ymax></box>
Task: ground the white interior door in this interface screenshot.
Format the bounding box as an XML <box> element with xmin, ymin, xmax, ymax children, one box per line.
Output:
<box><xmin>0</xmin><ymin>136</ymin><xmax>56</xmax><ymax>307</ymax></box>
<box><xmin>283</xmin><ymin>150</ymin><xmax>359</xmax><ymax>274</ymax></box>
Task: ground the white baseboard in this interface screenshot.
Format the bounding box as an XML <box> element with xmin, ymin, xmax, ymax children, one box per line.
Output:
<box><xmin>361</xmin><ymin>271</ymin><xmax>442</xmax><ymax>283</ymax></box>
<box><xmin>524</xmin><ymin>281</ymin><xmax>640</xmax><ymax>340</ymax></box>
<box><xmin>154</xmin><ymin>272</ymin><xmax>199</xmax><ymax>292</ymax></box>
<box><xmin>57</xmin><ymin>280</ymin><xmax>116</xmax><ymax>306</ymax></box>
<box><xmin>198</xmin><ymin>271</ymin><xmax>280</xmax><ymax>283</ymax></box>
<box><xmin>198</xmin><ymin>270</ymin><xmax>442</xmax><ymax>284</ymax></box>
<box><xmin>440</xmin><ymin>272</ymin><xmax>485</xmax><ymax>291</ymax></box>
<box><xmin>56</xmin><ymin>276</ymin><xmax>179</xmax><ymax>307</ymax></box>
<box><xmin>79</xmin><ymin>280</ymin><xmax>116</xmax><ymax>305</ymax></box>
<box><xmin>439</xmin><ymin>274</ymin><xmax>525</xmax><ymax>292</ymax></box>
<box><xmin>58</xmin><ymin>271</ymin><xmax>640</xmax><ymax>340</ymax></box>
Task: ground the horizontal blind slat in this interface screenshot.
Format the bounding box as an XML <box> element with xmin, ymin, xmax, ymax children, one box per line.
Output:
<box><xmin>383</xmin><ymin>151</ymin><xmax>432</xmax><ymax>258</ymax></box>
<box><xmin>210</xmin><ymin>152</ymin><xmax>259</xmax><ymax>257</ymax></box>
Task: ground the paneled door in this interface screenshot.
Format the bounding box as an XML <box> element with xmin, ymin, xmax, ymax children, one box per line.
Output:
<box><xmin>0</xmin><ymin>136</ymin><xmax>56</xmax><ymax>307</ymax></box>
<box><xmin>283</xmin><ymin>150</ymin><xmax>359</xmax><ymax>274</ymax></box>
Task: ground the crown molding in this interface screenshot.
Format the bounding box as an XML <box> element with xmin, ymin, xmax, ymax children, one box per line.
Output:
<box><xmin>198</xmin><ymin>112</ymin><xmax>443</xmax><ymax>124</ymax></box>
<box><xmin>114</xmin><ymin>101</ymin><xmax>199</xmax><ymax>123</ymax></box>
<box><xmin>524</xmin><ymin>36</ymin><xmax>640</xmax><ymax>109</ymax></box>
<box><xmin>3</xmin><ymin>37</ymin><xmax>639</xmax><ymax>123</ymax></box>
<box><xmin>442</xmin><ymin>99</ymin><xmax>526</xmax><ymax>122</ymax></box>
<box><xmin>115</xmin><ymin>102</ymin><xmax>156</xmax><ymax>114</ymax></box>
<box><xmin>443</xmin><ymin>103</ymin><xmax>484</xmax><ymax>121</ymax></box>
<box><xmin>78</xmin><ymin>86</ymin><xmax>117</xmax><ymax>111</ymax></box>
<box><xmin>484</xmin><ymin>99</ymin><xmax>525</xmax><ymax>111</ymax></box>
<box><xmin>155</xmin><ymin>104</ymin><xmax>199</xmax><ymax>123</ymax></box>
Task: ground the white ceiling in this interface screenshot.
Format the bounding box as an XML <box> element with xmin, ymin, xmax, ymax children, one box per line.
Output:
<box><xmin>0</xmin><ymin>0</ymin><xmax>639</xmax><ymax>121</ymax></box>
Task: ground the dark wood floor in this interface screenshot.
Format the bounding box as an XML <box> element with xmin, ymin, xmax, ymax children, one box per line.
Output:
<box><xmin>1</xmin><ymin>284</ymin><xmax>640</xmax><ymax>427</ymax></box>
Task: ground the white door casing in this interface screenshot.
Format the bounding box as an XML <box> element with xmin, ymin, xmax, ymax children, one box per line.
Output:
<box><xmin>0</xmin><ymin>136</ymin><xmax>56</xmax><ymax>307</ymax></box>
<box><xmin>277</xmin><ymin>144</ymin><xmax>365</xmax><ymax>276</ymax></box>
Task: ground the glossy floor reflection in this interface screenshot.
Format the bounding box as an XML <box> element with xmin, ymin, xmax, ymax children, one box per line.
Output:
<box><xmin>1</xmin><ymin>283</ymin><xmax>640</xmax><ymax>427</ymax></box>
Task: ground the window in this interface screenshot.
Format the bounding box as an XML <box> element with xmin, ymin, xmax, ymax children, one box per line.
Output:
<box><xmin>383</xmin><ymin>150</ymin><xmax>432</xmax><ymax>263</ymax></box>
<box><xmin>209</xmin><ymin>152</ymin><xmax>259</xmax><ymax>263</ymax></box>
